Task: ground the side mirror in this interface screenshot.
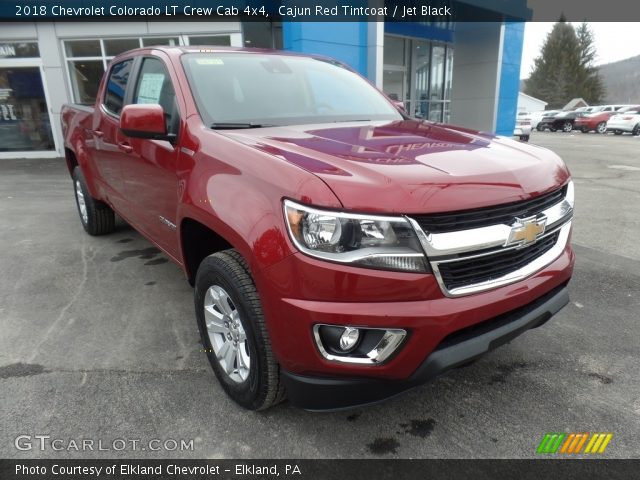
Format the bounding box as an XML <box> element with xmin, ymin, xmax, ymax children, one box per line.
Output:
<box><xmin>120</xmin><ymin>104</ymin><xmax>168</xmax><ymax>140</ymax></box>
<box><xmin>392</xmin><ymin>100</ymin><xmax>407</xmax><ymax>113</ymax></box>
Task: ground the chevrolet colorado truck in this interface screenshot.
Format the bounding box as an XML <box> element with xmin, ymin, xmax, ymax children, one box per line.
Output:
<box><xmin>61</xmin><ymin>47</ymin><xmax>575</xmax><ymax>410</ymax></box>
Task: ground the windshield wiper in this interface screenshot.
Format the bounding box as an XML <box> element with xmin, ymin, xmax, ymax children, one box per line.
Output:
<box><xmin>210</xmin><ymin>122</ymin><xmax>274</xmax><ymax>129</ymax></box>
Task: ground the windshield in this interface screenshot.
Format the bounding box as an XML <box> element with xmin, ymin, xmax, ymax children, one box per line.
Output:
<box><xmin>181</xmin><ymin>52</ymin><xmax>403</xmax><ymax>127</ymax></box>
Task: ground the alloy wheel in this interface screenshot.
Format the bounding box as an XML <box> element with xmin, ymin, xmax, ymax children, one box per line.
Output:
<box><xmin>75</xmin><ymin>180</ymin><xmax>88</xmax><ymax>224</ymax></box>
<box><xmin>203</xmin><ymin>285</ymin><xmax>250</xmax><ymax>383</ymax></box>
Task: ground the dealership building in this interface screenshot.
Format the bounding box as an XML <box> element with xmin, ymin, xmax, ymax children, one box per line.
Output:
<box><xmin>0</xmin><ymin>0</ymin><xmax>530</xmax><ymax>158</ymax></box>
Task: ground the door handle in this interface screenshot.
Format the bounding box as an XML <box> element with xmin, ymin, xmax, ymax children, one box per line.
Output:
<box><xmin>92</xmin><ymin>130</ymin><xmax>104</xmax><ymax>138</ymax></box>
<box><xmin>118</xmin><ymin>142</ymin><xmax>133</xmax><ymax>153</ymax></box>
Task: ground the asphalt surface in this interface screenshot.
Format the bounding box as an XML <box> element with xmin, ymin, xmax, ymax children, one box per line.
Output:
<box><xmin>0</xmin><ymin>131</ymin><xmax>639</xmax><ymax>459</ymax></box>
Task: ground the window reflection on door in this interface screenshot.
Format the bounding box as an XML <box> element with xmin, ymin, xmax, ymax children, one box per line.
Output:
<box><xmin>0</xmin><ymin>67</ymin><xmax>54</xmax><ymax>152</ymax></box>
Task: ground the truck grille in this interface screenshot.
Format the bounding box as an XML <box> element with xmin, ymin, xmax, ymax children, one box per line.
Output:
<box><xmin>413</xmin><ymin>185</ymin><xmax>567</xmax><ymax>233</ymax></box>
<box><xmin>437</xmin><ymin>231</ymin><xmax>560</xmax><ymax>291</ymax></box>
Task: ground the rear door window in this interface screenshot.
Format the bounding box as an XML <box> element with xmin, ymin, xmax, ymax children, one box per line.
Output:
<box><xmin>103</xmin><ymin>59</ymin><xmax>134</xmax><ymax>116</ymax></box>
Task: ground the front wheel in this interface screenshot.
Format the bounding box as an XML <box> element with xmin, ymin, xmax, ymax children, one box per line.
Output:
<box><xmin>72</xmin><ymin>167</ymin><xmax>115</xmax><ymax>236</ymax></box>
<box><xmin>562</xmin><ymin>121</ymin><xmax>573</xmax><ymax>132</ymax></box>
<box><xmin>633</xmin><ymin>124</ymin><xmax>640</xmax><ymax>136</ymax></box>
<box><xmin>596</xmin><ymin>122</ymin><xmax>607</xmax><ymax>134</ymax></box>
<box><xmin>194</xmin><ymin>250</ymin><xmax>286</xmax><ymax>410</ymax></box>
<box><xmin>536</xmin><ymin>125</ymin><xmax>545</xmax><ymax>132</ymax></box>
<box><xmin>519</xmin><ymin>135</ymin><xmax>530</xmax><ymax>142</ymax></box>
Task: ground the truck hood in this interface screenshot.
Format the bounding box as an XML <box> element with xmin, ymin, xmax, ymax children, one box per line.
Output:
<box><xmin>222</xmin><ymin>119</ymin><xmax>570</xmax><ymax>214</ymax></box>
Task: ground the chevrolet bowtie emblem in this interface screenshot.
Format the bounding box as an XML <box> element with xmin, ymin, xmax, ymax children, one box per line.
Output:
<box><xmin>506</xmin><ymin>215</ymin><xmax>547</xmax><ymax>247</ymax></box>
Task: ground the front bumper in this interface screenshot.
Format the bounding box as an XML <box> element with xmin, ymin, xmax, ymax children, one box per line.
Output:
<box><xmin>513</xmin><ymin>126</ymin><xmax>532</xmax><ymax>136</ymax></box>
<box><xmin>256</xmin><ymin>239</ymin><xmax>574</xmax><ymax>379</ymax></box>
<box><xmin>282</xmin><ymin>283</ymin><xmax>569</xmax><ymax>410</ymax></box>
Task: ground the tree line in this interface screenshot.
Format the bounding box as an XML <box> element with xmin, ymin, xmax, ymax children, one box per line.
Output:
<box><xmin>524</xmin><ymin>20</ymin><xmax>605</xmax><ymax>109</ymax></box>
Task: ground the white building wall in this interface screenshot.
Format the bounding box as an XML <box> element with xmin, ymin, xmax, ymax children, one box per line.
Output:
<box><xmin>517</xmin><ymin>92</ymin><xmax>547</xmax><ymax>113</ymax></box>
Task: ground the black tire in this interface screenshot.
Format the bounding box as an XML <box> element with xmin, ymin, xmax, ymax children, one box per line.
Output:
<box><xmin>633</xmin><ymin>124</ymin><xmax>640</xmax><ymax>136</ymax></box>
<box><xmin>596</xmin><ymin>122</ymin><xmax>607</xmax><ymax>134</ymax></box>
<box><xmin>614</xmin><ymin>130</ymin><xmax>623</xmax><ymax>135</ymax></box>
<box><xmin>562</xmin><ymin>121</ymin><xmax>573</xmax><ymax>132</ymax></box>
<box><xmin>72</xmin><ymin>166</ymin><xmax>115</xmax><ymax>236</ymax></box>
<box><xmin>519</xmin><ymin>135</ymin><xmax>530</xmax><ymax>142</ymax></box>
<box><xmin>194</xmin><ymin>249</ymin><xmax>285</xmax><ymax>410</ymax></box>
<box><xmin>536</xmin><ymin>124</ymin><xmax>544</xmax><ymax>132</ymax></box>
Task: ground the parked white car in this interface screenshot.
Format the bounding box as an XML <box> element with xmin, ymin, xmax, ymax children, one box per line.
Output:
<box><xmin>606</xmin><ymin>108</ymin><xmax>640</xmax><ymax>135</ymax></box>
<box><xmin>514</xmin><ymin>113</ymin><xmax>532</xmax><ymax>141</ymax></box>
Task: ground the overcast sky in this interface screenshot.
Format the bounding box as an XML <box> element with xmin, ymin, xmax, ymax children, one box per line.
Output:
<box><xmin>520</xmin><ymin>22</ymin><xmax>640</xmax><ymax>79</ymax></box>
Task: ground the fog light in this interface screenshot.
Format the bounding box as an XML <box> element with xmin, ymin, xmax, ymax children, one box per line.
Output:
<box><xmin>339</xmin><ymin>327</ymin><xmax>360</xmax><ymax>352</ymax></box>
<box><xmin>313</xmin><ymin>324</ymin><xmax>407</xmax><ymax>364</ymax></box>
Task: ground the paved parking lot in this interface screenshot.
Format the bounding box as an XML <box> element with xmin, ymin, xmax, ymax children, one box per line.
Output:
<box><xmin>1</xmin><ymin>131</ymin><xmax>639</xmax><ymax>459</ymax></box>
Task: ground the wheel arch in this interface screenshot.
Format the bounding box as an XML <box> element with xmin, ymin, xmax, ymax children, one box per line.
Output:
<box><xmin>64</xmin><ymin>148</ymin><xmax>79</xmax><ymax>177</ymax></box>
<box><xmin>179</xmin><ymin>217</ymin><xmax>237</xmax><ymax>286</ymax></box>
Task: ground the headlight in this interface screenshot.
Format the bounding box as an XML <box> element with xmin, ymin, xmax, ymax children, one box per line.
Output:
<box><xmin>283</xmin><ymin>199</ymin><xmax>429</xmax><ymax>273</ymax></box>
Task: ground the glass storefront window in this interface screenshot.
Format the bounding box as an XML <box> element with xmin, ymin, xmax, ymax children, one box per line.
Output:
<box><xmin>141</xmin><ymin>37</ymin><xmax>180</xmax><ymax>47</ymax></box>
<box><xmin>63</xmin><ymin>33</ymin><xmax>236</xmax><ymax>104</ymax></box>
<box><xmin>382</xmin><ymin>36</ymin><xmax>407</xmax><ymax>106</ymax></box>
<box><xmin>444</xmin><ymin>47</ymin><xmax>454</xmax><ymax>101</ymax></box>
<box><xmin>0</xmin><ymin>42</ymin><xmax>40</xmax><ymax>59</ymax></box>
<box><xmin>413</xmin><ymin>40</ymin><xmax>430</xmax><ymax>119</ymax></box>
<box><xmin>103</xmin><ymin>38</ymin><xmax>140</xmax><ymax>57</ymax></box>
<box><xmin>0</xmin><ymin>67</ymin><xmax>54</xmax><ymax>152</ymax></box>
<box><xmin>382</xmin><ymin>70</ymin><xmax>405</xmax><ymax>102</ymax></box>
<box><xmin>383</xmin><ymin>35</ymin><xmax>453</xmax><ymax>123</ymax></box>
<box><xmin>242</xmin><ymin>21</ymin><xmax>282</xmax><ymax>49</ymax></box>
<box><xmin>383</xmin><ymin>36</ymin><xmax>405</xmax><ymax>66</ymax></box>
<box><xmin>68</xmin><ymin>60</ymin><xmax>104</xmax><ymax>105</ymax></box>
<box><xmin>188</xmin><ymin>35</ymin><xmax>231</xmax><ymax>46</ymax></box>
<box><xmin>429</xmin><ymin>45</ymin><xmax>445</xmax><ymax>101</ymax></box>
<box><xmin>65</xmin><ymin>40</ymin><xmax>101</xmax><ymax>57</ymax></box>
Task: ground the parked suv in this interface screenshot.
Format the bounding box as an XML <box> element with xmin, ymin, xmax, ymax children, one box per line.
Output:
<box><xmin>61</xmin><ymin>47</ymin><xmax>575</xmax><ymax>410</ymax></box>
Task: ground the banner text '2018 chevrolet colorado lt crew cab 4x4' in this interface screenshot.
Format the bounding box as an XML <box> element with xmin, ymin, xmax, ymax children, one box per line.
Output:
<box><xmin>61</xmin><ymin>47</ymin><xmax>575</xmax><ymax>410</ymax></box>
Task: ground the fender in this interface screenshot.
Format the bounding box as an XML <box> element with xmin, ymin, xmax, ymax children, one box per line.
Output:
<box><xmin>175</xmin><ymin>123</ymin><xmax>342</xmax><ymax>276</ymax></box>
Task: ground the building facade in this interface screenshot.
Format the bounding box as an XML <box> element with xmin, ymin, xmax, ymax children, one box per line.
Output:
<box><xmin>0</xmin><ymin>1</ymin><xmax>529</xmax><ymax>158</ymax></box>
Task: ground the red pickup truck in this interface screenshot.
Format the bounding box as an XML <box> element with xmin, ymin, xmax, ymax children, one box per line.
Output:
<box><xmin>61</xmin><ymin>46</ymin><xmax>575</xmax><ymax>411</ymax></box>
